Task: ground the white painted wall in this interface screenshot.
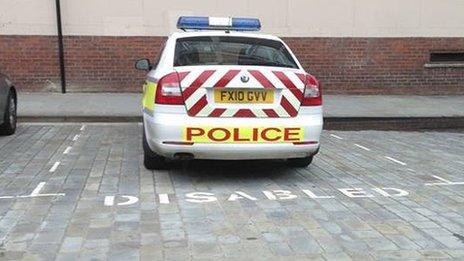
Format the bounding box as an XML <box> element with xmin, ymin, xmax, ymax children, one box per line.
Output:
<box><xmin>1</xmin><ymin>0</ymin><xmax>464</xmax><ymax>37</ymax></box>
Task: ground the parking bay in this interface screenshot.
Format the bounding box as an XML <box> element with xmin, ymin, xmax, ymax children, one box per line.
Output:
<box><xmin>0</xmin><ymin>123</ymin><xmax>463</xmax><ymax>259</ymax></box>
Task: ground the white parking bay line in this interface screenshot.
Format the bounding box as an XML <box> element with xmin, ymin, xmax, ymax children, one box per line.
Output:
<box><xmin>431</xmin><ymin>175</ymin><xmax>453</xmax><ymax>183</ymax></box>
<box><xmin>63</xmin><ymin>146</ymin><xmax>72</xmax><ymax>154</ymax></box>
<box><xmin>49</xmin><ymin>162</ymin><xmax>61</xmax><ymax>172</ymax></box>
<box><xmin>72</xmin><ymin>134</ymin><xmax>80</xmax><ymax>141</ymax></box>
<box><xmin>425</xmin><ymin>175</ymin><xmax>464</xmax><ymax>186</ymax></box>
<box><xmin>80</xmin><ymin>125</ymin><xmax>86</xmax><ymax>131</ymax></box>
<box><xmin>385</xmin><ymin>156</ymin><xmax>407</xmax><ymax>166</ymax></box>
<box><xmin>354</xmin><ymin>144</ymin><xmax>371</xmax><ymax>151</ymax></box>
<box><xmin>159</xmin><ymin>194</ymin><xmax>170</xmax><ymax>204</ymax></box>
<box><xmin>30</xmin><ymin>182</ymin><xmax>46</xmax><ymax>196</ymax></box>
<box><xmin>330</xmin><ymin>134</ymin><xmax>343</xmax><ymax>140</ymax></box>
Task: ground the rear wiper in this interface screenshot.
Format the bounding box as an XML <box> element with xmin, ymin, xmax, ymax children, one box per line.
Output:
<box><xmin>258</xmin><ymin>61</ymin><xmax>294</xmax><ymax>68</ymax></box>
<box><xmin>240</xmin><ymin>55</ymin><xmax>295</xmax><ymax>68</ymax></box>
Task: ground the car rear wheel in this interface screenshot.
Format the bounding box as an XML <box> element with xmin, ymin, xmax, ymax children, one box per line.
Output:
<box><xmin>143</xmin><ymin>127</ymin><xmax>168</xmax><ymax>170</ymax></box>
<box><xmin>0</xmin><ymin>92</ymin><xmax>17</xmax><ymax>136</ymax></box>
<box><xmin>287</xmin><ymin>156</ymin><xmax>313</xmax><ymax>168</ymax></box>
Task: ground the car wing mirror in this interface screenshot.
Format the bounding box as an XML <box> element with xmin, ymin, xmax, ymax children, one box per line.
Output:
<box><xmin>135</xmin><ymin>59</ymin><xmax>152</xmax><ymax>71</ymax></box>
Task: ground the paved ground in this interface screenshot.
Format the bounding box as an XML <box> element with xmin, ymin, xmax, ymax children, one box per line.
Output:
<box><xmin>0</xmin><ymin>123</ymin><xmax>464</xmax><ymax>260</ymax></box>
<box><xmin>18</xmin><ymin>92</ymin><xmax>464</xmax><ymax>118</ymax></box>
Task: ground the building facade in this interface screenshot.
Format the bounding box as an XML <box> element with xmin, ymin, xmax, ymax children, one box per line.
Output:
<box><xmin>1</xmin><ymin>0</ymin><xmax>463</xmax><ymax>94</ymax></box>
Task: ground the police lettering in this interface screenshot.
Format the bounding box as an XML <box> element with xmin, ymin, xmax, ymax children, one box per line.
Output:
<box><xmin>185</xmin><ymin>127</ymin><xmax>302</xmax><ymax>142</ymax></box>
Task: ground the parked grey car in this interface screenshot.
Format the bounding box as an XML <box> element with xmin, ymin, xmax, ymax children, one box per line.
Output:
<box><xmin>0</xmin><ymin>73</ymin><xmax>17</xmax><ymax>135</ymax></box>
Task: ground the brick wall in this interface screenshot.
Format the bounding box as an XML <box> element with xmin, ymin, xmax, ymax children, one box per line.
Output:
<box><xmin>1</xmin><ymin>35</ymin><xmax>463</xmax><ymax>94</ymax></box>
<box><xmin>64</xmin><ymin>36</ymin><xmax>166</xmax><ymax>92</ymax></box>
<box><xmin>0</xmin><ymin>36</ymin><xmax>60</xmax><ymax>91</ymax></box>
<box><xmin>285</xmin><ymin>38</ymin><xmax>464</xmax><ymax>94</ymax></box>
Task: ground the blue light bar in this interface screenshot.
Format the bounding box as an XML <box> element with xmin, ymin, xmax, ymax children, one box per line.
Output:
<box><xmin>177</xmin><ymin>16</ymin><xmax>261</xmax><ymax>31</ymax></box>
<box><xmin>232</xmin><ymin>18</ymin><xmax>261</xmax><ymax>31</ymax></box>
<box><xmin>177</xmin><ymin>16</ymin><xmax>210</xmax><ymax>30</ymax></box>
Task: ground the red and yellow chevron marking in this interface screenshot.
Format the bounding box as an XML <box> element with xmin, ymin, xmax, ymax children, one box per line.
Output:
<box><xmin>178</xmin><ymin>68</ymin><xmax>306</xmax><ymax>118</ymax></box>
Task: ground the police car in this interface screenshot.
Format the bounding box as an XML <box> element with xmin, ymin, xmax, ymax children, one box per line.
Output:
<box><xmin>136</xmin><ymin>16</ymin><xmax>322</xmax><ymax>170</ymax></box>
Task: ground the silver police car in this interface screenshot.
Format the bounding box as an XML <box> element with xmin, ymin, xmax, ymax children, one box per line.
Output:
<box><xmin>137</xmin><ymin>17</ymin><xmax>323</xmax><ymax>170</ymax></box>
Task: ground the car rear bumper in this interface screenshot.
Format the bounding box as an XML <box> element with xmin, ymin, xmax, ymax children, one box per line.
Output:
<box><xmin>143</xmin><ymin>106</ymin><xmax>323</xmax><ymax>160</ymax></box>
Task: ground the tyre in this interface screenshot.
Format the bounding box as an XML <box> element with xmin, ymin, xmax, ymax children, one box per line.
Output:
<box><xmin>0</xmin><ymin>91</ymin><xmax>17</xmax><ymax>136</ymax></box>
<box><xmin>286</xmin><ymin>156</ymin><xmax>313</xmax><ymax>168</ymax></box>
<box><xmin>143</xmin><ymin>127</ymin><xmax>168</xmax><ymax>170</ymax></box>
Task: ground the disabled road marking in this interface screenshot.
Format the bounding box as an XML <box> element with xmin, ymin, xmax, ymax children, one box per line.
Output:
<box><xmin>372</xmin><ymin>187</ymin><xmax>409</xmax><ymax>197</ymax></box>
<box><xmin>49</xmin><ymin>162</ymin><xmax>61</xmax><ymax>172</ymax></box>
<box><xmin>228</xmin><ymin>191</ymin><xmax>257</xmax><ymax>201</ymax></box>
<box><xmin>385</xmin><ymin>156</ymin><xmax>407</xmax><ymax>166</ymax></box>
<box><xmin>263</xmin><ymin>190</ymin><xmax>298</xmax><ymax>200</ymax></box>
<box><xmin>425</xmin><ymin>175</ymin><xmax>464</xmax><ymax>186</ymax></box>
<box><xmin>103</xmin><ymin>187</ymin><xmax>410</xmax><ymax>206</ymax></box>
<box><xmin>302</xmin><ymin>189</ymin><xmax>335</xmax><ymax>199</ymax></box>
<box><xmin>104</xmin><ymin>195</ymin><xmax>139</xmax><ymax>206</ymax></box>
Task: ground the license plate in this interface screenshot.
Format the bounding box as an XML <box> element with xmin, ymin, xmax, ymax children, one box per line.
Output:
<box><xmin>214</xmin><ymin>89</ymin><xmax>273</xmax><ymax>104</ymax></box>
<box><xmin>183</xmin><ymin>127</ymin><xmax>304</xmax><ymax>143</ymax></box>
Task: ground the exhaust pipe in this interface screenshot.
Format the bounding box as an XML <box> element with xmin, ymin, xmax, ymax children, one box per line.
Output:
<box><xmin>174</xmin><ymin>153</ymin><xmax>194</xmax><ymax>160</ymax></box>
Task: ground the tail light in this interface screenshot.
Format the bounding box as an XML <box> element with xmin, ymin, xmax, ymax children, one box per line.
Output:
<box><xmin>155</xmin><ymin>72</ymin><xmax>184</xmax><ymax>105</ymax></box>
<box><xmin>301</xmin><ymin>74</ymin><xmax>322</xmax><ymax>106</ymax></box>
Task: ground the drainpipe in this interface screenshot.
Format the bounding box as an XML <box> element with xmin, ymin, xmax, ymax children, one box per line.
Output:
<box><xmin>55</xmin><ymin>0</ymin><xmax>66</xmax><ymax>93</ymax></box>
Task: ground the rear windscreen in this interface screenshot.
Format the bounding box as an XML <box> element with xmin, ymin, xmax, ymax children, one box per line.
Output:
<box><xmin>174</xmin><ymin>36</ymin><xmax>298</xmax><ymax>68</ymax></box>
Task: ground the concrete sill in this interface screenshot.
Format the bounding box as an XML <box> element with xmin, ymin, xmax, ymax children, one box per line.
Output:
<box><xmin>424</xmin><ymin>63</ymin><xmax>464</xmax><ymax>68</ymax></box>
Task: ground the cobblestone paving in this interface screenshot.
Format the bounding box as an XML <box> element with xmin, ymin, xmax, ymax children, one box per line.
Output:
<box><xmin>0</xmin><ymin>123</ymin><xmax>463</xmax><ymax>260</ymax></box>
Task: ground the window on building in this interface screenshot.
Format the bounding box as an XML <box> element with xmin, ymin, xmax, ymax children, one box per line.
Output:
<box><xmin>430</xmin><ymin>52</ymin><xmax>464</xmax><ymax>63</ymax></box>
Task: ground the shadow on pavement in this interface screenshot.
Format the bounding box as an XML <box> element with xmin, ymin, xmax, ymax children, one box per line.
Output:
<box><xmin>166</xmin><ymin>159</ymin><xmax>299</xmax><ymax>181</ymax></box>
